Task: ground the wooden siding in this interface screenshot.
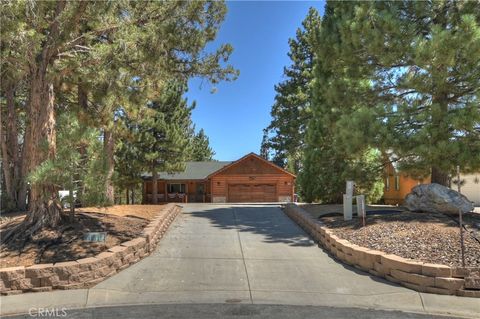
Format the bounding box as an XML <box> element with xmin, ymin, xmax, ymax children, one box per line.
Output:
<box><xmin>383</xmin><ymin>162</ymin><xmax>430</xmax><ymax>205</ymax></box>
<box><xmin>210</xmin><ymin>155</ymin><xmax>295</xmax><ymax>202</ymax></box>
<box><xmin>211</xmin><ymin>175</ymin><xmax>294</xmax><ymax>196</ymax></box>
<box><xmin>219</xmin><ymin>156</ymin><xmax>281</xmax><ymax>175</ymax></box>
<box><xmin>143</xmin><ymin>153</ymin><xmax>295</xmax><ymax>203</ymax></box>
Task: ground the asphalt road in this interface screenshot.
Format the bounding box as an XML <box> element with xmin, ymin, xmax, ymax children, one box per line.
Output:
<box><xmin>6</xmin><ymin>304</ymin><xmax>461</xmax><ymax>319</ymax></box>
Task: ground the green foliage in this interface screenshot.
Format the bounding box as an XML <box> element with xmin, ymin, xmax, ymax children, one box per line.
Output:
<box><xmin>190</xmin><ymin>128</ymin><xmax>215</xmax><ymax>161</ymax></box>
<box><xmin>324</xmin><ymin>1</ymin><xmax>480</xmax><ymax>182</ymax></box>
<box><xmin>27</xmin><ymin>112</ymin><xmax>110</xmax><ymax>207</ymax></box>
<box><xmin>300</xmin><ymin>3</ymin><xmax>385</xmax><ymax>203</ymax></box>
<box><xmin>1</xmin><ymin>1</ymin><xmax>237</xmax><ymax>212</ymax></box>
<box><xmin>262</xmin><ymin>7</ymin><xmax>321</xmax><ymax>172</ymax></box>
<box><xmin>116</xmin><ymin>82</ymin><xmax>194</xmax><ymax>182</ymax></box>
<box><xmin>300</xmin><ymin>0</ymin><xmax>480</xmax><ymax>202</ymax></box>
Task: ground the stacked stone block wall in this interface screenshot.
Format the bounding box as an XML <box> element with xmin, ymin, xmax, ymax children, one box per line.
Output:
<box><xmin>0</xmin><ymin>204</ymin><xmax>181</xmax><ymax>295</ymax></box>
<box><xmin>284</xmin><ymin>204</ymin><xmax>479</xmax><ymax>298</ymax></box>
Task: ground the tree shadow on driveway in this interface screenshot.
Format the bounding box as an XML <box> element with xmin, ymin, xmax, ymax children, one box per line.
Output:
<box><xmin>188</xmin><ymin>205</ymin><xmax>315</xmax><ymax>247</ymax></box>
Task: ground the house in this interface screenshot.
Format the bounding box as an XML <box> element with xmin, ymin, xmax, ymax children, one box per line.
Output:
<box><xmin>383</xmin><ymin>161</ymin><xmax>430</xmax><ymax>205</ymax></box>
<box><xmin>383</xmin><ymin>160</ymin><xmax>479</xmax><ymax>205</ymax></box>
<box><xmin>142</xmin><ymin>153</ymin><xmax>296</xmax><ymax>203</ymax></box>
<box><xmin>455</xmin><ymin>173</ymin><xmax>480</xmax><ymax>205</ymax></box>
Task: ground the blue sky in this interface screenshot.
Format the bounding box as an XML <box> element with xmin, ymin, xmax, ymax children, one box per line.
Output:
<box><xmin>185</xmin><ymin>1</ymin><xmax>325</xmax><ymax>161</ymax></box>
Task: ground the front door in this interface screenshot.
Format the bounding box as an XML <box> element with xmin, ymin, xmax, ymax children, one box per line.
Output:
<box><xmin>196</xmin><ymin>182</ymin><xmax>205</xmax><ymax>202</ymax></box>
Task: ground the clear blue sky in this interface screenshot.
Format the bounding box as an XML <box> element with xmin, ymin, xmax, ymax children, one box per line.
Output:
<box><xmin>185</xmin><ymin>1</ymin><xmax>325</xmax><ymax>161</ymax></box>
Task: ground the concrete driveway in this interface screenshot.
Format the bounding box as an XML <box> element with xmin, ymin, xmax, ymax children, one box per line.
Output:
<box><xmin>87</xmin><ymin>204</ymin><xmax>478</xmax><ymax>316</ymax></box>
<box><xmin>2</xmin><ymin>204</ymin><xmax>478</xmax><ymax>318</ymax></box>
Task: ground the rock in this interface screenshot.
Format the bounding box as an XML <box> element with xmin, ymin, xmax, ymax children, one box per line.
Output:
<box><xmin>405</xmin><ymin>183</ymin><xmax>474</xmax><ymax>214</ymax></box>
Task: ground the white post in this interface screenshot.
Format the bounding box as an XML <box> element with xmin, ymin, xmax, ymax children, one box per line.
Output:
<box><xmin>343</xmin><ymin>181</ymin><xmax>354</xmax><ymax>221</ymax></box>
<box><xmin>343</xmin><ymin>194</ymin><xmax>352</xmax><ymax>220</ymax></box>
<box><xmin>356</xmin><ymin>195</ymin><xmax>366</xmax><ymax>218</ymax></box>
<box><xmin>346</xmin><ymin>181</ymin><xmax>354</xmax><ymax>197</ymax></box>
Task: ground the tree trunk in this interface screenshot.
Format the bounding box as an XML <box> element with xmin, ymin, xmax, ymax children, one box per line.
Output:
<box><xmin>430</xmin><ymin>93</ymin><xmax>450</xmax><ymax>187</ymax></box>
<box><xmin>4</xmin><ymin>68</ymin><xmax>62</xmax><ymax>244</ymax></box>
<box><xmin>126</xmin><ymin>188</ymin><xmax>130</xmax><ymax>205</ymax></box>
<box><xmin>0</xmin><ymin>104</ymin><xmax>13</xmax><ymax>202</ymax></box>
<box><xmin>69</xmin><ymin>185</ymin><xmax>75</xmax><ymax>223</ymax></box>
<box><xmin>131</xmin><ymin>187</ymin><xmax>135</xmax><ymax>204</ymax></box>
<box><xmin>0</xmin><ymin>83</ymin><xmax>21</xmax><ymax>209</ymax></box>
<box><xmin>104</xmin><ymin>128</ymin><xmax>115</xmax><ymax>204</ymax></box>
<box><xmin>152</xmin><ymin>170</ymin><xmax>158</xmax><ymax>204</ymax></box>
<box><xmin>431</xmin><ymin>166</ymin><xmax>449</xmax><ymax>186</ymax></box>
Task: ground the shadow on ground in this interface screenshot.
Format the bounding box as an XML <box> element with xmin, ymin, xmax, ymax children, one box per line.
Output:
<box><xmin>189</xmin><ymin>205</ymin><xmax>315</xmax><ymax>247</ymax></box>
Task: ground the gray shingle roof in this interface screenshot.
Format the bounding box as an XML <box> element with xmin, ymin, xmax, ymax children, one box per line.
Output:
<box><xmin>142</xmin><ymin>161</ymin><xmax>232</xmax><ymax>180</ymax></box>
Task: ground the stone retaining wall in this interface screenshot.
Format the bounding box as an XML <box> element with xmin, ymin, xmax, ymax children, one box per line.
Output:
<box><xmin>0</xmin><ymin>204</ymin><xmax>181</xmax><ymax>295</ymax></box>
<box><xmin>284</xmin><ymin>204</ymin><xmax>480</xmax><ymax>298</ymax></box>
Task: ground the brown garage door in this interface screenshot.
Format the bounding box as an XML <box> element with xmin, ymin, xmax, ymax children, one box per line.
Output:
<box><xmin>228</xmin><ymin>184</ymin><xmax>277</xmax><ymax>202</ymax></box>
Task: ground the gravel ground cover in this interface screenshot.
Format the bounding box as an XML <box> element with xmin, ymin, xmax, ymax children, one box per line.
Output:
<box><xmin>319</xmin><ymin>211</ymin><xmax>480</xmax><ymax>267</ymax></box>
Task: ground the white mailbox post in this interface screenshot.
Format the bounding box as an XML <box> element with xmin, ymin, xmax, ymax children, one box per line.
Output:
<box><xmin>343</xmin><ymin>181</ymin><xmax>354</xmax><ymax>221</ymax></box>
<box><xmin>346</xmin><ymin>181</ymin><xmax>354</xmax><ymax>197</ymax></box>
<box><xmin>356</xmin><ymin>195</ymin><xmax>366</xmax><ymax>217</ymax></box>
<box><xmin>343</xmin><ymin>194</ymin><xmax>352</xmax><ymax>220</ymax></box>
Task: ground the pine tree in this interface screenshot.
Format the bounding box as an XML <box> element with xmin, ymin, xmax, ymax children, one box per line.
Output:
<box><xmin>190</xmin><ymin>129</ymin><xmax>215</xmax><ymax>161</ymax></box>
<box><xmin>300</xmin><ymin>2</ymin><xmax>384</xmax><ymax>203</ymax></box>
<box><xmin>259</xmin><ymin>129</ymin><xmax>270</xmax><ymax>161</ymax></box>
<box><xmin>0</xmin><ymin>1</ymin><xmax>237</xmax><ymax>240</ymax></box>
<box><xmin>131</xmin><ymin>82</ymin><xmax>193</xmax><ymax>204</ymax></box>
<box><xmin>262</xmin><ymin>7</ymin><xmax>321</xmax><ymax>172</ymax></box>
<box><xmin>329</xmin><ymin>1</ymin><xmax>480</xmax><ymax>185</ymax></box>
<box><xmin>26</xmin><ymin>112</ymin><xmax>108</xmax><ymax>220</ymax></box>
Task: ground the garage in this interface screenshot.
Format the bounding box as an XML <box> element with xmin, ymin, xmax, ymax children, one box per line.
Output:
<box><xmin>209</xmin><ymin>153</ymin><xmax>296</xmax><ymax>203</ymax></box>
<box><xmin>228</xmin><ymin>183</ymin><xmax>277</xmax><ymax>202</ymax></box>
<box><xmin>144</xmin><ymin>152</ymin><xmax>296</xmax><ymax>203</ymax></box>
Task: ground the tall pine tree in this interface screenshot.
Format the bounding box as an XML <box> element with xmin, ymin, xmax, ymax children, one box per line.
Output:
<box><xmin>329</xmin><ymin>1</ymin><xmax>480</xmax><ymax>185</ymax></box>
<box><xmin>132</xmin><ymin>82</ymin><xmax>193</xmax><ymax>204</ymax></box>
<box><xmin>300</xmin><ymin>2</ymin><xmax>384</xmax><ymax>203</ymax></box>
<box><xmin>0</xmin><ymin>1</ymin><xmax>237</xmax><ymax>240</ymax></box>
<box><xmin>262</xmin><ymin>8</ymin><xmax>321</xmax><ymax>172</ymax></box>
<box><xmin>190</xmin><ymin>129</ymin><xmax>215</xmax><ymax>161</ymax></box>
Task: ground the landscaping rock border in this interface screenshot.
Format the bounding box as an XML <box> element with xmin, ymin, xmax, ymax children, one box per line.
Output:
<box><xmin>284</xmin><ymin>203</ymin><xmax>480</xmax><ymax>298</ymax></box>
<box><xmin>0</xmin><ymin>204</ymin><xmax>181</xmax><ymax>295</ymax></box>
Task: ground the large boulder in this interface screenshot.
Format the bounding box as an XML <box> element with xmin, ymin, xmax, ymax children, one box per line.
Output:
<box><xmin>405</xmin><ymin>183</ymin><xmax>474</xmax><ymax>214</ymax></box>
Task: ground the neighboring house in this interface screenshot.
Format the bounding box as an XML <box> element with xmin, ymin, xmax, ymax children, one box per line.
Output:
<box><xmin>383</xmin><ymin>161</ymin><xmax>430</xmax><ymax>205</ymax></box>
<box><xmin>383</xmin><ymin>160</ymin><xmax>480</xmax><ymax>205</ymax></box>
<box><xmin>142</xmin><ymin>153</ymin><xmax>296</xmax><ymax>203</ymax></box>
<box><xmin>455</xmin><ymin>173</ymin><xmax>480</xmax><ymax>205</ymax></box>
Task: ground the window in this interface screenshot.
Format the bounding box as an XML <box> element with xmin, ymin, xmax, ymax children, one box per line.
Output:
<box><xmin>167</xmin><ymin>183</ymin><xmax>186</xmax><ymax>193</ymax></box>
<box><xmin>394</xmin><ymin>175</ymin><xmax>400</xmax><ymax>191</ymax></box>
<box><xmin>385</xmin><ymin>176</ymin><xmax>390</xmax><ymax>190</ymax></box>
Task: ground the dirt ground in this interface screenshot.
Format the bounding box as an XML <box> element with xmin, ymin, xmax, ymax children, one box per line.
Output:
<box><xmin>77</xmin><ymin>204</ymin><xmax>166</xmax><ymax>220</ymax></box>
<box><xmin>315</xmin><ymin>210</ymin><xmax>480</xmax><ymax>267</ymax></box>
<box><xmin>0</xmin><ymin>205</ymin><xmax>167</xmax><ymax>268</ymax></box>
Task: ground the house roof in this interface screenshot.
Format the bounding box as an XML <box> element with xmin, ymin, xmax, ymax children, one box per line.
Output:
<box><xmin>142</xmin><ymin>161</ymin><xmax>232</xmax><ymax>180</ymax></box>
<box><xmin>207</xmin><ymin>152</ymin><xmax>296</xmax><ymax>178</ymax></box>
<box><xmin>142</xmin><ymin>153</ymin><xmax>296</xmax><ymax>181</ymax></box>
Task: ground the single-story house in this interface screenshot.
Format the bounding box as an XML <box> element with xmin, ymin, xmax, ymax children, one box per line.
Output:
<box><xmin>142</xmin><ymin>153</ymin><xmax>296</xmax><ymax>203</ymax></box>
<box><xmin>455</xmin><ymin>173</ymin><xmax>480</xmax><ymax>205</ymax></box>
<box><xmin>383</xmin><ymin>160</ymin><xmax>479</xmax><ymax>205</ymax></box>
<box><xmin>383</xmin><ymin>161</ymin><xmax>430</xmax><ymax>205</ymax></box>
